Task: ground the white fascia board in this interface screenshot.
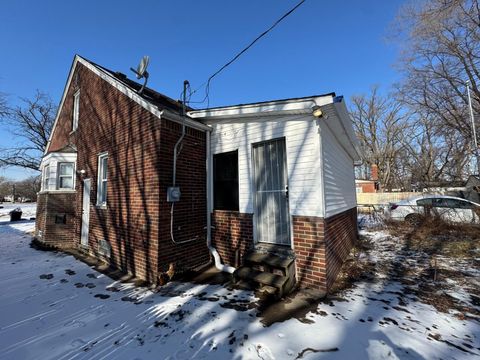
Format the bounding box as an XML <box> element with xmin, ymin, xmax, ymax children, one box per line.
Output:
<box><xmin>44</xmin><ymin>56</ymin><xmax>211</xmax><ymax>155</ymax></box>
<box><xmin>332</xmin><ymin>101</ymin><xmax>361</xmax><ymax>161</ymax></box>
<box><xmin>188</xmin><ymin>95</ymin><xmax>334</xmax><ymax>121</ymax></box>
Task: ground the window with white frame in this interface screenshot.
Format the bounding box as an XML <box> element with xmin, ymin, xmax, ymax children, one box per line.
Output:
<box><xmin>57</xmin><ymin>162</ymin><xmax>75</xmax><ymax>189</ymax></box>
<box><xmin>97</xmin><ymin>153</ymin><xmax>108</xmax><ymax>206</ymax></box>
<box><xmin>43</xmin><ymin>164</ymin><xmax>50</xmax><ymax>191</ymax></box>
<box><xmin>72</xmin><ymin>90</ymin><xmax>80</xmax><ymax>131</ymax></box>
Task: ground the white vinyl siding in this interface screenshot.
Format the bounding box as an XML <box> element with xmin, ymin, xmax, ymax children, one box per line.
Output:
<box><xmin>72</xmin><ymin>90</ymin><xmax>80</xmax><ymax>131</ymax></box>
<box><xmin>97</xmin><ymin>153</ymin><xmax>108</xmax><ymax>206</ymax></box>
<box><xmin>209</xmin><ymin>115</ymin><xmax>323</xmax><ymax>217</ymax></box>
<box><xmin>320</xmin><ymin>119</ymin><xmax>357</xmax><ymax>218</ymax></box>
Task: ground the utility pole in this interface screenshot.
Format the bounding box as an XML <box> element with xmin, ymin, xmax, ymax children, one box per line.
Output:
<box><xmin>466</xmin><ymin>80</ymin><xmax>480</xmax><ymax>174</ymax></box>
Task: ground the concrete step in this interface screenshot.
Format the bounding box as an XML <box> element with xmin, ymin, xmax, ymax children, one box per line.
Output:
<box><xmin>234</xmin><ymin>266</ymin><xmax>288</xmax><ymax>290</ymax></box>
<box><xmin>244</xmin><ymin>252</ymin><xmax>294</xmax><ymax>271</ymax></box>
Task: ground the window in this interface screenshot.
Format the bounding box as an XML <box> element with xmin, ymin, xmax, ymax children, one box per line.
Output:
<box><xmin>43</xmin><ymin>164</ymin><xmax>50</xmax><ymax>191</ymax></box>
<box><xmin>416</xmin><ymin>198</ymin><xmax>433</xmax><ymax>206</ymax></box>
<box><xmin>445</xmin><ymin>199</ymin><xmax>473</xmax><ymax>209</ymax></box>
<box><xmin>57</xmin><ymin>162</ymin><xmax>74</xmax><ymax>189</ymax></box>
<box><xmin>72</xmin><ymin>90</ymin><xmax>80</xmax><ymax>131</ymax></box>
<box><xmin>213</xmin><ymin>151</ymin><xmax>239</xmax><ymax>211</ymax></box>
<box><xmin>97</xmin><ymin>153</ymin><xmax>108</xmax><ymax>206</ymax></box>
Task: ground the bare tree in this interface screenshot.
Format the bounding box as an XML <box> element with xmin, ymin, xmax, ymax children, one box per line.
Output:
<box><xmin>401</xmin><ymin>114</ymin><xmax>470</xmax><ymax>187</ymax></box>
<box><xmin>349</xmin><ymin>86</ymin><xmax>410</xmax><ymax>190</ymax></box>
<box><xmin>0</xmin><ymin>91</ymin><xmax>9</xmax><ymax>118</ymax></box>
<box><xmin>15</xmin><ymin>176</ymin><xmax>41</xmax><ymax>200</ymax></box>
<box><xmin>0</xmin><ymin>91</ymin><xmax>56</xmax><ymax>171</ymax></box>
<box><xmin>393</xmin><ymin>0</ymin><xmax>480</xmax><ymax>173</ymax></box>
<box><xmin>0</xmin><ymin>176</ymin><xmax>40</xmax><ymax>201</ymax></box>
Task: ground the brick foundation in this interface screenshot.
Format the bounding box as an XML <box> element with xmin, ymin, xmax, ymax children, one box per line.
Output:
<box><xmin>292</xmin><ymin>215</ymin><xmax>327</xmax><ymax>291</ymax></box>
<box><xmin>35</xmin><ymin>192</ymin><xmax>77</xmax><ymax>248</ymax></box>
<box><xmin>325</xmin><ymin>207</ymin><xmax>358</xmax><ymax>289</ymax></box>
<box><xmin>292</xmin><ymin>208</ymin><xmax>357</xmax><ymax>291</ymax></box>
<box><xmin>210</xmin><ymin>208</ymin><xmax>357</xmax><ymax>293</ymax></box>
<box><xmin>211</xmin><ymin>210</ymin><xmax>254</xmax><ymax>267</ymax></box>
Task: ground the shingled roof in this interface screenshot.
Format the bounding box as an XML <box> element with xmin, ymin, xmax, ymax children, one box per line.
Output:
<box><xmin>79</xmin><ymin>56</ymin><xmax>187</xmax><ymax>114</ymax></box>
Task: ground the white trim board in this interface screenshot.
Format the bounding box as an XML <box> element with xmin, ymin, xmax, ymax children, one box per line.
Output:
<box><xmin>44</xmin><ymin>55</ymin><xmax>211</xmax><ymax>155</ymax></box>
<box><xmin>189</xmin><ymin>95</ymin><xmax>335</xmax><ymax>120</ymax></box>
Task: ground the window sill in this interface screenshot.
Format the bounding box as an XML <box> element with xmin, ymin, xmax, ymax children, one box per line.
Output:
<box><xmin>69</xmin><ymin>129</ymin><xmax>78</xmax><ymax>135</ymax></box>
<box><xmin>96</xmin><ymin>204</ymin><xmax>107</xmax><ymax>210</ymax></box>
<box><xmin>39</xmin><ymin>190</ymin><xmax>76</xmax><ymax>194</ymax></box>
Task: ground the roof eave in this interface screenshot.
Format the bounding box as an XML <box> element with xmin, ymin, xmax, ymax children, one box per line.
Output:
<box><xmin>188</xmin><ymin>94</ymin><xmax>335</xmax><ymax>121</ymax></box>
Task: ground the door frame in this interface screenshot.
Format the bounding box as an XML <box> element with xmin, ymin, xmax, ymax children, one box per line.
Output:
<box><xmin>81</xmin><ymin>178</ymin><xmax>91</xmax><ymax>248</ymax></box>
<box><xmin>251</xmin><ymin>137</ymin><xmax>292</xmax><ymax>247</ymax></box>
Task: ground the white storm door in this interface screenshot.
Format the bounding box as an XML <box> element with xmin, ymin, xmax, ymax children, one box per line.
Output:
<box><xmin>253</xmin><ymin>138</ymin><xmax>291</xmax><ymax>246</ymax></box>
<box><xmin>81</xmin><ymin>179</ymin><xmax>91</xmax><ymax>247</ymax></box>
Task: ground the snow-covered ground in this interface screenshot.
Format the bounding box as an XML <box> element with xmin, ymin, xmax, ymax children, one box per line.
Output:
<box><xmin>0</xmin><ymin>215</ymin><xmax>479</xmax><ymax>359</ymax></box>
<box><xmin>0</xmin><ymin>203</ymin><xmax>37</xmax><ymax>222</ymax></box>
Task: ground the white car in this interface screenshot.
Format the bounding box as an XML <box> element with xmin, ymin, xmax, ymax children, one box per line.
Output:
<box><xmin>386</xmin><ymin>195</ymin><xmax>480</xmax><ymax>225</ymax></box>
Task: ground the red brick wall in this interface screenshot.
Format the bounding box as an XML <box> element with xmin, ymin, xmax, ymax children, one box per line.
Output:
<box><xmin>35</xmin><ymin>193</ymin><xmax>47</xmax><ymax>239</ymax></box>
<box><xmin>325</xmin><ymin>207</ymin><xmax>358</xmax><ymax>289</ymax></box>
<box><xmin>210</xmin><ymin>209</ymin><xmax>357</xmax><ymax>293</ymax></box>
<box><xmin>357</xmin><ymin>182</ymin><xmax>376</xmax><ymax>193</ymax></box>
<box><xmin>35</xmin><ymin>192</ymin><xmax>77</xmax><ymax>248</ymax></box>
<box><xmin>211</xmin><ymin>210</ymin><xmax>253</xmax><ymax>267</ymax></box>
<box><xmin>292</xmin><ymin>215</ymin><xmax>327</xmax><ymax>291</ymax></box>
<box><xmin>46</xmin><ymin>62</ymin><xmax>209</xmax><ymax>283</ymax></box>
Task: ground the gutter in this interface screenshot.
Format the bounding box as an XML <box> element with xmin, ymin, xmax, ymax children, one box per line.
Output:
<box><xmin>205</xmin><ymin>131</ymin><xmax>235</xmax><ymax>274</ymax></box>
<box><xmin>189</xmin><ymin>97</ymin><xmax>335</xmax><ymax>122</ymax></box>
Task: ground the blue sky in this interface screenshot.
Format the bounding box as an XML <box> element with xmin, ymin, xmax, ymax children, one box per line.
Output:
<box><xmin>0</xmin><ymin>0</ymin><xmax>404</xmax><ymax>180</ymax></box>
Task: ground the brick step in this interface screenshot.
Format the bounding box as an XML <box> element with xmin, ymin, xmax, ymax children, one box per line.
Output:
<box><xmin>234</xmin><ymin>266</ymin><xmax>288</xmax><ymax>290</ymax></box>
<box><xmin>244</xmin><ymin>252</ymin><xmax>294</xmax><ymax>271</ymax></box>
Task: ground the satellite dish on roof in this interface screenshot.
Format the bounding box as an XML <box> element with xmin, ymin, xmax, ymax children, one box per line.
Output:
<box><xmin>130</xmin><ymin>56</ymin><xmax>150</xmax><ymax>94</ymax></box>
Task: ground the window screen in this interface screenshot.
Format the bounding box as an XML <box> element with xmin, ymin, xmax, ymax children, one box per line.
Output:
<box><xmin>213</xmin><ymin>151</ymin><xmax>239</xmax><ymax>211</ymax></box>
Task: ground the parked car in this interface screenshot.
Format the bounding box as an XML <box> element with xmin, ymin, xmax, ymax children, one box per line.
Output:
<box><xmin>386</xmin><ymin>195</ymin><xmax>480</xmax><ymax>225</ymax></box>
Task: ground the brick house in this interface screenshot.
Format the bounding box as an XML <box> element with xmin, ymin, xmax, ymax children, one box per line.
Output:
<box><xmin>36</xmin><ymin>55</ymin><xmax>360</xmax><ymax>295</ymax></box>
<box><xmin>355</xmin><ymin>164</ymin><xmax>379</xmax><ymax>193</ymax></box>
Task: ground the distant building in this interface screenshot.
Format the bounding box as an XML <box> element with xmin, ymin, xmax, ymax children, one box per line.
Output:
<box><xmin>355</xmin><ymin>164</ymin><xmax>379</xmax><ymax>193</ymax></box>
<box><xmin>465</xmin><ymin>175</ymin><xmax>480</xmax><ymax>203</ymax></box>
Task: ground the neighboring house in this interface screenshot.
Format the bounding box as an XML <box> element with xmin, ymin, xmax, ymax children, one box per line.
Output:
<box><xmin>355</xmin><ymin>163</ymin><xmax>379</xmax><ymax>193</ymax></box>
<box><xmin>35</xmin><ymin>55</ymin><xmax>360</xmax><ymax>294</ymax></box>
<box><xmin>3</xmin><ymin>195</ymin><xmax>14</xmax><ymax>202</ymax></box>
<box><xmin>465</xmin><ymin>175</ymin><xmax>480</xmax><ymax>203</ymax></box>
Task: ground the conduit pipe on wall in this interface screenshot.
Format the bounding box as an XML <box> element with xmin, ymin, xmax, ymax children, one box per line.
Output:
<box><xmin>206</xmin><ymin>130</ymin><xmax>235</xmax><ymax>274</ymax></box>
<box><xmin>170</xmin><ymin>80</ymin><xmax>198</xmax><ymax>245</ymax></box>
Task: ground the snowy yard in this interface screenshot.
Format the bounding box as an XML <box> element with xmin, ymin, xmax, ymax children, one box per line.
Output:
<box><xmin>0</xmin><ymin>203</ymin><xmax>37</xmax><ymax>222</ymax></box>
<box><xmin>0</xmin><ymin>212</ymin><xmax>479</xmax><ymax>359</ymax></box>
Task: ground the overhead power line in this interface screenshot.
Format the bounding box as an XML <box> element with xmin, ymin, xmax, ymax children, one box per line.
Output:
<box><xmin>189</xmin><ymin>0</ymin><xmax>307</xmax><ymax>107</ymax></box>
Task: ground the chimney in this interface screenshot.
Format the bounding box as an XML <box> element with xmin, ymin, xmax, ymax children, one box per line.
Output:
<box><xmin>371</xmin><ymin>164</ymin><xmax>378</xmax><ymax>181</ymax></box>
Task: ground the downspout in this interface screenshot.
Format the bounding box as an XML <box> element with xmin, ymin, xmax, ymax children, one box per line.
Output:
<box><xmin>206</xmin><ymin>130</ymin><xmax>236</xmax><ymax>274</ymax></box>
